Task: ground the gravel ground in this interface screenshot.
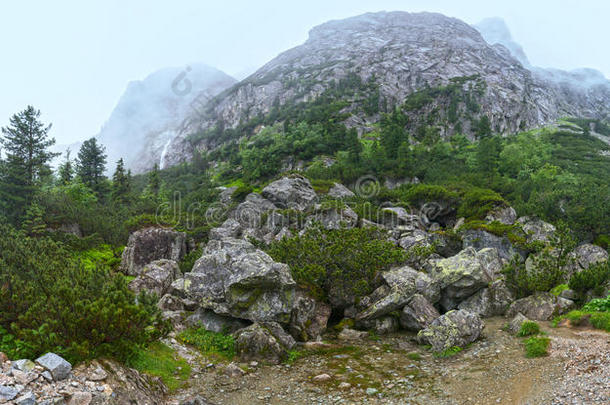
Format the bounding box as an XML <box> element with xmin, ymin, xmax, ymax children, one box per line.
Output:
<box><xmin>165</xmin><ymin>318</ymin><xmax>609</xmax><ymax>405</ymax></box>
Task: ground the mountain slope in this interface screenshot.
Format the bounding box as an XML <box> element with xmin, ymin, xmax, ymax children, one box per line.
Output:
<box><xmin>164</xmin><ymin>11</ymin><xmax>610</xmax><ymax>167</ymax></box>
<box><xmin>96</xmin><ymin>64</ymin><xmax>236</xmax><ymax>173</ymax></box>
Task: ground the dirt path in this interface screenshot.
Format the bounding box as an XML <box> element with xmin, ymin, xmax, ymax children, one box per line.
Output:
<box><xmin>165</xmin><ymin>318</ymin><xmax>609</xmax><ymax>405</ymax></box>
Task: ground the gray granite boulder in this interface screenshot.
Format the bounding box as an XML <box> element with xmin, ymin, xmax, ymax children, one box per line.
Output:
<box><xmin>457</xmin><ymin>280</ymin><xmax>515</xmax><ymax>317</ymax></box>
<box><xmin>128</xmin><ymin>259</ymin><xmax>181</xmax><ymax>297</ymax></box>
<box><xmin>327</xmin><ymin>183</ymin><xmax>355</xmax><ymax>199</ymax></box>
<box><xmin>121</xmin><ymin>227</ymin><xmax>187</xmax><ymax>276</ymax></box>
<box><xmin>184</xmin><ymin>238</ymin><xmax>295</xmax><ymax>323</ymax></box>
<box><xmin>399</xmin><ymin>294</ymin><xmax>440</xmax><ymax>331</ymax></box>
<box><xmin>289</xmin><ymin>291</ymin><xmax>331</xmax><ymax>341</ymax></box>
<box><xmin>417</xmin><ymin>309</ymin><xmax>484</xmax><ymax>352</ymax></box>
<box><xmin>261</xmin><ymin>175</ymin><xmax>317</xmax><ymax>211</ymax></box>
<box><xmin>234</xmin><ymin>322</ymin><xmax>295</xmax><ymax>364</ymax></box>
<box><xmin>506</xmin><ymin>292</ymin><xmax>574</xmax><ymax>321</ymax></box>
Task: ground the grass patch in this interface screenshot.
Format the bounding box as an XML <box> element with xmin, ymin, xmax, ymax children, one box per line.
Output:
<box><xmin>590</xmin><ymin>312</ymin><xmax>610</xmax><ymax>332</ymax></box>
<box><xmin>406</xmin><ymin>352</ymin><xmax>422</xmax><ymax>361</ymax></box>
<box><xmin>434</xmin><ymin>346</ymin><xmax>463</xmax><ymax>358</ymax></box>
<box><xmin>524</xmin><ymin>337</ymin><xmax>550</xmax><ymax>358</ymax></box>
<box><xmin>128</xmin><ymin>342</ymin><xmax>191</xmax><ymax>391</ymax></box>
<box><xmin>517</xmin><ymin>321</ymin><xmax>541</xmax><ymax>337</ymax></box>
<box><xmin>550</xmin><ymin>284</ymin><xmax>569</xmax><ymax>297</ymax></box>
<box><xmin>177</xmin><ymin>327</ymin><xmax>235</xmax><ymax>359</ymax></box>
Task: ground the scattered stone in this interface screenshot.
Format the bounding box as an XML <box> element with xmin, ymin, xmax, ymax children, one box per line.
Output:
<box><xmin>366</xmin><ymin>387</ymin><xmax>379</xmax><ymax>395</ymax></box>
<box><xmin>261</xmin><ymin>175</ymin><xmax>318</xmax><ymax>211</ymax></box>
<box><xmin>312</xmin><ymin>373</ymin><xmax>332</xmax><ymax>382</ymax></box>
<box><xmin>338</xmin><ymin>382</ymin><xmax>352</xmax><ymax>389</ymax></box>
<box><xmin>506</xmin><ymin>313</ymin><xmax>530</xmax><ymax>335</ymax></box>
<box><xmin>234</xmin><ymin>323</ymin><xmax>294</xmax><ymax>364</ymax></box>
<box><xmin>12</xmin><ymin>359</ymin><xmax>36</xmax><ymax>373</ymax></box>
<box><xmin>15</xmin><ymin>391</ymin><xmax>36</xmax><ymax>405</ymax></box>
<box><xmin>457</xmin><ymin>280</ymin><xmax>515</xmax><ymax>317</ymax></box>
<box><xmin>0</xmin><ymin>385</ymin><xmax>20</xmax><ymax>401</ymax></box>
<box><xmin>223</xmin><ymin>363</ymin><xmax>246</xmax><ymax>377</ymax></box>
<box><xmin>68</xmin><ymin>391</ymin><xmax>92</xmax><ymax>405</ymax></box>
<box><xmin>327</xmin><ymin>183</ymin><xmax>355</xmax><ymax>199</ymax></box>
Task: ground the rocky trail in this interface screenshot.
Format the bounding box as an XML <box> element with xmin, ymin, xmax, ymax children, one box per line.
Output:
<box><xmin>164</xmin><ymin>318</ymin><xmax>609</xmax><ymax>405</ymax></box>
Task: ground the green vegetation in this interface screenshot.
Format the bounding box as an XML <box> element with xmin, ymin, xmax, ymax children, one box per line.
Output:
<box><xmin>434</xmin><ymin>346</ymin><xmax>463</xmax><ymax>358</ymax></box>
<box><xmin>0</xmin><ymin>224</ymin><xmax>168</xmax><ymax>363</ymax></box>
<box><xmin>553</xmin><ymin>297</ymin><xmax>610</xmax><ymax>332</ymax></box>
<box><xmin>406</xmin><ymin>352</ymin><xmax>422</xmax><ymax>361</ymax></box>
<box><xmin>177</xmin><ymin>327</ymin><xmax>236</xmax><ymax>359</ymax></box>
<box><xmin>524</xmin><ymin>336</ymin><xmax>550</xmax><ymax>358</ymax></box>
<box><xmin>127</xmin><ymin>342</ymin><xmax>191</xmax><ymax>391</ymax></box>
<box><xmin>569</xmin><ymin>261</ymin><xmax>610</xmax><ymax>296</ymax></box>
<box><xmin>517</xmin><ymin>321</ymin><xmax>541</xmax><ymax>337</ymax></box>
<box><xmin>265</xmin><ymin>225</ymin><xmax>406</xmax><ymax>302</ymax></box>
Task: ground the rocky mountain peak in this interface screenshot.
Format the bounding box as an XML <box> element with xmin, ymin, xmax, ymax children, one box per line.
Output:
<box><xmin>474</xmin><ymin>17</ymin><xmax>531</xmax><ymax>67</ymax></box>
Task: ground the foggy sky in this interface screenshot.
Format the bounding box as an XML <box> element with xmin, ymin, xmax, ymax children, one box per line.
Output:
<box><xmin>1</xmin><ymin>0</ymin><xmax>609</xmax><ymax>145</ymax></box>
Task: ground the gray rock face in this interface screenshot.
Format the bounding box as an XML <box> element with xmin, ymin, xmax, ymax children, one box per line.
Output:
<box><xmin>12</xmin><ymin>359</ymin><xmax>35</xmax><ymax>372</ymax></box>
<box><xmin>517</xmin><ymin>217</ymin><xmax>556</xmax><ymax>244</ymax></box>
<box><xmin>15</xmin><ymin>391</ymin><xmax>36</xmax><ymax>405</ymax></box>
<box><xmin>356</xmin><ymin>266</ymin><xmax>439</xmax><ymax>321</ymax></box>
<box><xmin>417</xmin><ymin>309</ymin><xmax>484</xmax><ymax>352</ymax></box>
<box><xmin>128</xmin><ymin>259</ymin><xmax>181</xmax><ymax>297</ymax></box>
<box><xmin>506</xmin><ymin>292</ymin><xmax>574</xmax><ymax>321</ymax></box>
<box><xmin>209</xmin><ymin>218</ymin><xmax>242</xmax><ymax>240</ymax></box>
<box><xmin>121</xmin><ymin>227</ymin><xmax>187</xmax><ymax>276</ymax></box>
<box><xmin>289</xmin><ymin>291</ymin><xmax>331</xmax><ymax>341</ymax></box>
<box><xmin>327</xmin><ymin>183</ymin><xmax>355</xmax><ymax>199</ymax></box>
<box><xmin>261</xmin><ymin>176</ymin><xmax>317</xmax><ymax>211</ymax></box>
<box><xmin>230</xmin><ymin>193</ymin><xmax>277</xmax><ymax>230</ymax></box>
<box><xmin>457</xmin><ymin>280</ymin><xmax>515</xmax><ymax>317</ymax></box>
<box><xmin>462</xmin><ymin>229</ymin><xmax>524</xmax><ymax>263</ymax></box>
<box><xmin>186</xmin><ymin>308</ymin><xmax>250</xmax><ymax>333</ymax></box>
<box><xmin>234</xmin><ymin>322</ymin><xmax>295</xmax><ymax>364</ymax></box>
<box><xmin>35</xmin><ymin>353</ymin><xmax>72</xmax><ymax>381</ymax></box>
<box><xmin>0</xmin><ymin>385</ymin><xmax>19</xmax><ymax>401</ymax></box>
<box><xmin>306</xmin><ymin>206</ymin><xmax>358</xmax><ymax>230</ymax></box>
<box><xmin>427</xmin><ymin>247</ymin><xmax>503</xmax><ymax>311</ymax></box>
<box><xmin>184</xmin><ymin>238</ymin><xmax>295</xmax><ymax>323</ymax></box>
<box><xmin>164</xmin><ymin>11</ymin><xmax>610</xmax><ymax>169</ymax></box>
<box><xmin>399</xmin><ymin>294</ymin><xmax>440</xmax><ymax>331</ymax></box>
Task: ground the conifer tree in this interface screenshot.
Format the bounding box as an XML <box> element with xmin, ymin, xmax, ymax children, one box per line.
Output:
<box><xmin>0</xmin><ymin>106</ymin><xmax>58</xmax><ymax>219</ymax></box>
<box><xmin>57</xmin><ymin>150</ymin><xmax>74</xmax><ymax>185</ymax></box>
<box><xmin>148</xmin><ymin>163</ymin><xmax>161</xmax><ymax>196</ymax></box>
<box><xmin>77</xmin><ymin>138</ymin><xmax>107</xmax><ymax>193</ymax></box>
<box><xmin>111</xmin><ymin>158</ymin><xmax>131</xmax><ymax>202</ymax></box>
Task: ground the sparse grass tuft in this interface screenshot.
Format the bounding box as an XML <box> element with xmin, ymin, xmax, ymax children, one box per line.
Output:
<box><xmin>128</xmin><ymin>342</ymin><xmax>191</xmax><ymax>392</ymax></box>
<box><xmin>517</xmin><ymin>321</ymin><xmax>541</xmax><ymax>337</ymax></box>
<box><xmin>524</xmin><ymin>337</ymin><xmax>550</xmax><ymax>358</ymax></box>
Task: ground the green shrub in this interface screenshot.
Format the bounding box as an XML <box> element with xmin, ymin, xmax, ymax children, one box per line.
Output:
<box><xmin>0</xmin><ymin>225</ymin><xmax>168</xmax><ymax>363</ymax></box>
<box><xmin>582</xmin><ymin>296</ymin><xmax>610</xmax><ymax>312</ymax></box>
<box><xmin>177</xmin><ymin>327</ymin><xmax>236</xmax><ymax>359</ymax></box>
<box><xmin>457</xmin><ymin>187</ymin><xmax>507</xmax><ymax>220</ymax></box>
<box><xmin>232</xmin><ymin>184</ymin><xmax>254</xmax><ymax>202</ymax></box>
<box><xmin>179</xmin><ymin>247</ymin><xmax>203</xmax><ymax>273</ymax></box>
<box><xmin>518</xmin><ymin>321</ymin><xmax>541</xmax><ymax>337</ymax></box>
<box><xmin>589</xmin><ymin>312</ymin><xmax>610</xmax><ymax>331</ymax></box>
<box><xmin>524</xmin><ymin>337</ymin><xmax>550</xmax><ymax>358</ymax></box>
<box><xmin>127</xmin><ymin>342</ymin><xmax>191</xmax><ymax>391</ymax></box>
<box><xmin>569</xmin><ymin>261</ymin><xmax>610</xmax><ymax>295</ymax></box>
<box><xmin>266</xmin><ymin>225</ymin><xmax>406</xmax><ymax>302</ymax></box>
<box><xmin>550</xmin><ymin>284</ymin><xmax>569</xmax><ymax>297</ymax></box>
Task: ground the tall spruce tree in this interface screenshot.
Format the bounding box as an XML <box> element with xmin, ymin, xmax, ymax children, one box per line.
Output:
<box><xmin>148</xmin><ymin>163</ymin><xmax>161</xmax><ymax>196</ymax></box>
<box><xmin>111</xmin><ymin>158</ymin><xmax>131</xmax><ymax>202</ymax></box>
<box><xmin>77</xmin><ymin>138</ymin><xmax>107</xmax><ymax>193</ymax></box>
<box><xmin>0</xmin><ymin>106</ymin><xmax>58</xmax><ymax>220</ymax></box>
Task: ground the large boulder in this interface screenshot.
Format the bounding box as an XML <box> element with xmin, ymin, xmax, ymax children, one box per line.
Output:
<box><xmin>426</xmin><ymin>247</ymin><xmax>503</xmax><ymax>311</ymax></box>
<box><xmin>566</xmin><ymin>243</ymin><xmax>608</xmax><ymax>277</ymax></box>
<box><xmin>327</xmin><ymin>183</ymin><xmax>355</xmax><ymax>199</ymax></box>
<box><xmin>261</xmin><ymin>175</ymin><xmax>317</xmax><ymax>211</ymax></box>
<box><xmin>230</xmin><ymin>193</ymin><xmax>277</xmax><ymax>229</ymax></box>
<box><xmin>234</xmin><ymin>322</ymin><xmax>295</xmax><ymax>364</ymax></box>
<box><xmin>184</xmin><ymin>238</ymin><xmax>295</xmax><ymax>323</ymax></box>
<box><xmin>399</xmin><ymin>294</ymin><xmax>440</xmax><ymax>331</ymax></box>
<box><xmin>417</xmin><ymin>309</ymin><xmax>484</xmax><ymax>352</ymax></box>
<box><xmin>209</xmin><ymin>218</ymin><xmax>242</xmax><ymax>240</ymax></box>
<box><xmin>461</xmin><ymin>229</ymin><xmax>525</xmax><ymax>263</ymax></box>
<box><xmin>457</xmin><ymin>280</ymin><xmax>515</xmax><ymax>317</ymax></box>
<box><xmin>356</xmin><ymin>266</ymin><xmax>439</xmax><ymax>321</ymax></box>
<box><xmin>121</xmin><ymin>227</ymin><xmax>187</xmax><ymax>276</ymax></box>
<box><xmin>506</xmin><ymin>292</ymin><xmax>574</xmax><ymax>321</ymax></box>
<box><xmin>306</xmin><ymin>205</ymin><xmax>358</xmax><ymax>230</ymax></box>
<box><xmin>289</xmin><ymin>291</ymin><xmax>331</xmax><ymax>341</ymax></box>
<box><xmin>128</xmin><ymin>259</ymin><xmax>181</xmax><ymax>297</ymax></box>
<box><xmin>485</xmin><ymin>206</ymin><xmax>517</xmax><ymax>225</ymax></box>
<box><xmin>516</xmin><ymin>217</ymin><xmax>556</xmax><ymax>244</ymax></box>
<box><xmin>506</xmin><ymin>313</ymin><xmax>531</xmax><ymax>335</ymax></box>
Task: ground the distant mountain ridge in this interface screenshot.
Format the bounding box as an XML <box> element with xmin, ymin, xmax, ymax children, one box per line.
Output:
<box><xmin>91</xmin><ymin>64</ymin><xmax>236</xmax><ymax>173</ymax></box>
<box><xmin>160</xmin><ymin>11</ymin><xmax>610</xmax><ymax>168</ymax></box>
